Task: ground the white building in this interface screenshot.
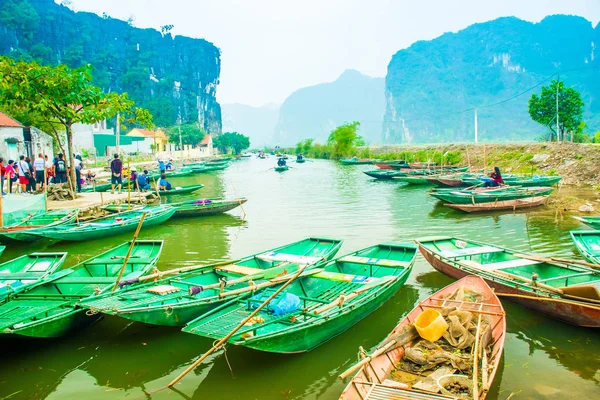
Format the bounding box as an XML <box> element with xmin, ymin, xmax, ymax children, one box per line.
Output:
<box><xmin>72</xmin><ymin>119</ymin><xmax>113</xmax><ymax>154</ymax></box>
<box><xmin>0</xmin><ymin>112</ymin><xmax>53</xmax><ymax>161</ymax></box>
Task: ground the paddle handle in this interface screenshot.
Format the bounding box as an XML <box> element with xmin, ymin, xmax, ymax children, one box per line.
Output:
<box><xmin>112</xmin><ymin>212</ymin><xmax>147</xmax><ymax>291</ymax></box>
<box><xmin>167</xmin><ymin>265</ymin><xmax>307</xmax><ymax>388</ymax></box>
<box><xmin>338</xmin><ymin>340</ymin><xmax>397</xmax><ymax>380</ymax></box>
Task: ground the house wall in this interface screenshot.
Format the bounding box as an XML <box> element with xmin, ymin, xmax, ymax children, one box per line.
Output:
<box><xmin>0</xmin><ymin>126</ymin><xmax>25</xmax><ymax>161</ymax></box>
<box><xmin>0</xmin><ymin>126</ymin><xmax>54</xmax><ymax>161</ymax></box>
<box><xmin>72</xmin><ymin>121</ymin><xmax>113</xmax><ymax>154</ymax></box>
<box><xmin>121</xmin><ymin>137</ymin><xmax>154</xmax><ymax>154</ymax></box>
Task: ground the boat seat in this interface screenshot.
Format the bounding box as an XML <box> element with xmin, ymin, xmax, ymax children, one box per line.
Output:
<box><xmin>216</xmin><ymin>264</ymin><xmax>264</xmax><ymax>275</ymax></box>
<box><xmin>337</xmin><ymin>256</ymin><xmax>410</xmax><ymax>268</ymax></box>
<box><xmin>146</xmin><ymin>285</ymin><xmax>181</xmax><ymax>295</ymax></box>
<box><xmin>256</xmin><ymin>252</ymin><xmax>323</xmax><ymax>265</ymax></box>
<box><xmin>440</xmin><ymin>246</ymin><xmax>502</xmax><ymax>258</ymax></box>
<box><xmin>85</xmin><ymin>258</ymin><xmax>156</xmax><ymax>265</ymax></box>
<box><xmin>480</xmin><ymin>258</ymin><xmax>540</xmax><ymax>270</ymax></box>
<box><xmin>55</xmin><ymin>277</ymin><xmax>116</xmax><ymax>284</ymax></box>
<box><xmin>560</xmin><ymin>280</ymin><xmax>600</xmax><ymax>301</ymax></box>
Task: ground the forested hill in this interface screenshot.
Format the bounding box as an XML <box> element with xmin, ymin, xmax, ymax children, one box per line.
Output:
<box><xmin>0</xmin><ymin>0</ymin><xmax>222</xmax><ymax>133</ymax></box>
<box><xmin>273</xmin><ymin>69</ymin><xmax>385</xmax><ymax>146</ymax></box>
<box><xmin>383</xmin><ymin>15</ymin><xmax>600</xmax><ymax>144</ymax></box>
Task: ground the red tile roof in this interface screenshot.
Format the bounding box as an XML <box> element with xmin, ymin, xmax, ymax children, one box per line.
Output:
<box><xmin>199</xmin><ymin>134</ymin><xmax>212</xmax><ymax>146</ymax></box>
<box><xmin>0</xmin><ymin>112</ymin><xmax>24</xmax><ymax>128</ymax></box>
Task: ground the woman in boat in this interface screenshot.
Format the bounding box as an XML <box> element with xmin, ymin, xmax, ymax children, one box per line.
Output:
<box><xmin>159</xmin><ymin>173</ymin><xmax>172</xmax><ymax>191</ymax></box>
<box><xmin>296</xmin><ymin>154</ymin><xmax>303</xmax><ymax>162</ymax></box>
<box><xmin>483</xmin><ymin>166</ymin><xmax>504</xmax><ymax>187</ymax></box>
<box><xmin>166</xmin><ymin>159</ymin><xmax>174</xmax><ymax>171</ymax></box>
<box><xmin>137</xmin><ymin>170</ymin><xmax>152</xmax><ymax>191</ymax></box>
<box><xmin>277</xmin><ymin>157</ymin><xmax>287</xmax><ymax>167</ymax></box>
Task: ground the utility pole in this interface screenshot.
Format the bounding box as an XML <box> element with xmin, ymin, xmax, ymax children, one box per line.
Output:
<box><xmin>556</xmin><ymin>72</ymin><xmax>560</xmax><ymax>142</ymax></box>
<box><xmin>115</xmin><ymin>112</ymin><xmax>120</xmax><ymax>153</ymax></box>
<box><xmin>474</xmin><ymin>108</ymin><xmax>478</xmax><ymax>144</ymax></box>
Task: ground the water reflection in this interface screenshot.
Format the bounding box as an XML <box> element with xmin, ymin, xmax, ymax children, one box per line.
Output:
<box><xmin>1</xmin><ymin>159</ymin><xmax>599</xmax><ymax>400</ymax></box>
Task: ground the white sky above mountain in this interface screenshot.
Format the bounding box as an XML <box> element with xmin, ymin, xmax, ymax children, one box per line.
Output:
<box><xmin>66</xmin><ymin>0</ymin><xmax>600</xmax><ymax>107</ymax></box>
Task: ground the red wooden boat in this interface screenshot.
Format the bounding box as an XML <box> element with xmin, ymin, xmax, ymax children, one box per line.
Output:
<box><xmin>339</xmin><ymin>276</ymin><xmax>506</xmax><ymax>400</ymax></box>
<box><xmin>417</xmin><ymin>237</ymin><xmax>600</xmax><ymax>328</ymax></box>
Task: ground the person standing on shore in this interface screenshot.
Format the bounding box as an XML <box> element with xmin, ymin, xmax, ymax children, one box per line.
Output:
<box><xmin>54</xmin><ymin>154</ymin><xmax>68</xmax><ymax>184</ymax></box>
<box><xmin>0</xmin><ymin>158</ymin><xmax>5</xmax><ymax>195</ymax></box>
<box><xmin>17</xmin><ymin>155</ymin><xmax>30</xmax><ymax>193</ymax></box>
<box><xmin>45</xmin><ymin>155</ymin><xmax>54</xmax><ymax>184</ymax></box>
<box><xmin>34</xmin><ymin>153</ymin><xmax>45</xmax><ymax>190</ymax></box>
<box><xmin>74</xmin><ymin>154</ymin><xmax>82</xmax><ymax>193</ymax></box>
<box><xmin>4</xmin><ymin>160</ymin><xmax>15</xmax><ymax>193</ymax></box>
<box><xmin>110</xmin><ymin>153</ymin><xmax>123</xmax><ymax>194</ymax></box>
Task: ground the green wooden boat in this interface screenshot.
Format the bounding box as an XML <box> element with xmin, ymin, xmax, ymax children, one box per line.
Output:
<box><xmin>363</xmin><ymin>170</ymin><xmax>403</xmax><ymax>180</ymax></box>
<box><xmin>155</xmin><ymin>185</ymin><xmax>204</xmax><ymax>196</ymax></box>
<box><xmin>274</xmin><ymin>166</ymin><xmax>289</xmax><ymax>172</ymax></box>
<box><xmin>81</xmin><ymin>182</ymin><xmax>115</xmax><ymax>192</ymax></box>
<box><xmin>570</xmin><ymin>231</ymin><xmax>600</xmax><ymax>264</ymax></box>
<box><xmin>29</xmin><ymin>206</ymin><xmax>176</xmax><ymax>242</ymax></box>
<box><xmin>573</xmin><ymin>216</ymin><xmax>600</xmax><ymax>230</ymax></box>
<box><xmin>182</xmin><ymin>242</ymin><xmax>417</xmax><ymax>353</ymax></box>
<box><xmin>100</xmin><ymin>204</ymin><xmax>144</xmax><ymax>213</ymax></box>
<box><xmin>147</xmin><ymin>169</ymin><xmax>195</xmax><ymax>181</ymax></box>
<box><xmin>206</xmin><ymin>160</ymin><xmax>230</xmax><ymax>166</ymax></box>
<box><xmin>199</xmin><ymin>164</ymin><xmax>229</xmax><ymax>172</ymax></box>
<box><xmin>430</xmin><ymin>186</ymin><xmax>553</xmax><ymax>204</ymax></box>
<box><xmin>416</xmin><ymin>236</ymin><xmax>600</xmax><ymax>327</ymax></box>
<box><xmin>340</xmin><ymin>157</ymin><xmax>379</xmax><ymax>165</ymax></box>
<box><xmin>80</xmin><ymin>237</ymin><xmax>344</xmax><ymax>327</ymax></box>
<box><xmin>170</xmin><ymin>198</ymin><xmax>248</xmax><ymax>218</ymax></box>
<box><xmin>0</xmin><ymin>209</ymin><xmax>79</xmax><ymax>242</ymax></box>
<box><xmin>462</xmin><ymin>175</ymin><xmax>561</xmax><ymax>187</ymax></box>
<box><xmin>395</xmin><ymin>175</ymin><xmax>433</xmax><ymax>185</ymax></box>
<box><xmin>0</xmin><ymin>252</ymin><xmax>67</xmax><ymax>300</ymax></box>
<box><xmin>0</xmin><ymin>241</ymin><xmax>163</xmax><ymax>338</ymax></box>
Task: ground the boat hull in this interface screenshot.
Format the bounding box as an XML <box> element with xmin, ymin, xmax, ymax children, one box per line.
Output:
<box><xmin>1</xmin><ymin>309</ymin><xmax>100</xmax><ymax>338</ymax></box>
<box><xmin>445</xmin><ymin>196</ymin><xmax>548</xmax><ymax>212</ymax></box>
<box><xmin>418</xmin><ymin>246</ymin><xmax>600</xmax><ymax>328</ymax></box>
<box><xmin>110</xmin><ymin>301</ymin><xmax>218</xmax><ymax>327</ymax></box>
<box><xmin>236</xmin><ymin>275</ymin><xmax>410</xmax><ymax>353</ymax></box>
<box><xmin>274</xmin><ymin>166</ymin><xmax>289</xmax><ymax>172</ymax></box>
<box><xmin>172</xmin><ymin>199</ymin><xmax>247</xmax><ymax>218</ymax></box>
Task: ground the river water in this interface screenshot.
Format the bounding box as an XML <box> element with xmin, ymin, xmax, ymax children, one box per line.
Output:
<box><xmin>1</xmin><ymin>157</ymin><xmax>599</xmax><ymax>400</ymax></box>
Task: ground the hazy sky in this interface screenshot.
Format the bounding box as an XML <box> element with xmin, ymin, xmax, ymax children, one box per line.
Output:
<box><xmin>67</xmin><ymin>0</ymin><xmax>600</xmax><ymax>106</ymax></box>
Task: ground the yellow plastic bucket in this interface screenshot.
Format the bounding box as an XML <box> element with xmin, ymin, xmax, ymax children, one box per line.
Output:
<box><xmin>414</xmin><ymin>308</ymin><xmax>449</xmax><ymax>342</ymax></box>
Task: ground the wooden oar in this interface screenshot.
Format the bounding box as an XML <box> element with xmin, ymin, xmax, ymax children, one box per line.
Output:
<box><xmin>515</xmin><ymin>253</ymin><xmax>600</xmax><ymax>270</ymax></box>
<box><xmin>111</xmin><ymin>212</ymin><xmax>147</xmax><ymax>291</ymax></box>
<box><xmin>338</xmin><ymin>325</ymin><xmax>418</xmax><ymax>380</ymax></box>
<box><xmin>165</xmin><ymin>265</ymin><xmax>307</xmax><ymax>389</ymax></box>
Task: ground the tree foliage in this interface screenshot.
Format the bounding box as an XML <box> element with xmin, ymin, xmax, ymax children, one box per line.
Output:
<box><xmin>327</xmin><ymin>121</ymin><xmax>363</xmax><ymax>158</ymax></box>
<box><xmin>295</xmin><ymin>138</ymin><xmax>314</xmax><ymax>155</ymax></box>
<box><xmin>213</xmin><ymin>132</ymin><xmax>250</xmax><ymax>155</ymax></box>
<box><xmin>166</xmin><ymin>123</ymin><xmax>205</xmax><ymax>147</ymax></box>
<box><xmin>528</xmin><ymin>80</ymin><xmax>584</xmax><ymax>141</ymax></box>
<box><xmin>0</xmin><ymin>56</ymin><xmax>153</xmax><ymax>184</ymax></box>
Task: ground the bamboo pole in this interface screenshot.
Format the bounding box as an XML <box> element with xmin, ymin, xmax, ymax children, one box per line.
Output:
<box><xmin>483</xmin><ymin>144</ymin><xmax>487</xmax><ymax>174</ymax></box>
<box><xmin>111</xmin><ymin>212</ymin><xmax>147</xmax><ymax>291</ymax></box>
<box><xmin>166</xmin><ymin>265</ymin><xmax>307</xmax><ymax>388</ymax></box>
<box><xmin>231</xmin><ymin>183</ymin><xmax>246</xmax><ymax>219</ymax></box>
<box><xmin>466</xmin><ymin>145</ymin><xmax>471</xmax><ymax>171</ymax></box>
<box><xmin>496</xmin><ymin>292</ymin><xmax>600</xmax><ymax>310</ymax></box>
<box><xmin>134</xmin><ymin>259</ymin><xmax>236</xmax><ymax>283</ymax></box>
<box><xmin>127</xmin><ymin>160</ymin><xmax>131</xmax><ymax>209</ymax></box>
<box><xmin>472</xmin><ymin>314</ymin><xmax>482</xmax><ymax>400</ymax></box>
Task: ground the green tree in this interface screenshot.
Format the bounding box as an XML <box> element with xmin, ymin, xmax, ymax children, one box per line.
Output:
<box><xmin>166</xmin><ymin>123</ymin><xmax>205</xmax><ymax>147</ymax></box>
<box><xmin>214</xmin><ymin>132</ymin><xmax>250</xmax><ymax>155</ymax></box>
<box><xmin>295</xmin><ymin>138</ymin><xmax>314</xmax><ymax>155</ymax></box>
<box><xmin>327</xmin><ymin>121</ymin><xmax>362</xmax><ymax>158</ymax></box>
<box><xmin>0</xmin><ymin>56</ymin><xmax>153</xmax><ymax>186</ymax></box>
<box><xmin>528</xmin><ymin>80</ymin><xmax>584</xmax><ymax>141</ymax></box>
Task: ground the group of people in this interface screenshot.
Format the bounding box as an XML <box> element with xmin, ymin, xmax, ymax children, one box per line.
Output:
<box><xmin>115</xmin><ymin>157</ymin><xmax>172</xmax><ymax>194</ymax></box>
<box><xmin>0</xmin><ymin>153</ymin><xmax>75</xmax><ymax>195</ymax></box>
